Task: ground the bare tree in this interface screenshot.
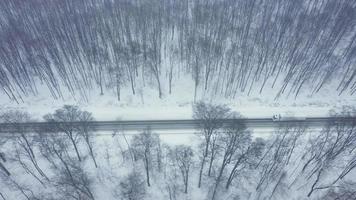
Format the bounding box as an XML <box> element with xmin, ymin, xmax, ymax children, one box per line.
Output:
<box><xmin>1</xmin><ymin>111</ymin><xmax>48</xmax><ymax>180</ymax></box>
<box><xmin>78</xmin><ymin>111</ymin><xmax>98</xmax><ymax>168</ymax></box>
<box><xmin>119</xmin><ymin>170</ymin><xmax>146</xmax><ymax>200</ymax></box>
<box><xmin>44</xmin><ymin>105</ymin><xmax>89</xmax><ymax>162</ymax></box>
<box><xmin>211</xmin><ymin>119</ymin><xmax>249</xmax><ymax>200</ymax></box>
<box><xmin>0</xmin><ymin>158</ymin><xmax>10</xmax><ymax>177</ymax></box>
<box><xmin>0</xmin><ymin>169</ymin><xmax>40</xmax><ymax>200</ymax></box>
<box><xmin>320</xmin><ymin>181</ymin><xmax>356</xmax><ymax>200</ymax></box>
<box><xmin>0</xmin><ymin>129</ymin><xmax>9</xmax><ymax>177</ymax></box>
<box><xmin>36</xmin><ymin>129</ymin><xmax>95</xmax><ymax>200</ymax></box>
<box><xmin>54</xmin><ymin>161</ymin><xmax>95</xmax><ymax>200</ymax></box>
<box><xmin>193</xmin><ymin>102</ymin><xmax>230</xmax><ymax>188</ymax></box>
<box><xmin>170</xmin><ymin>145</ymin><xmax>194</xmax><ymax>194</ymax></box>
<box><xmin>131</xmin><ymin>129</ymin><xmax>160</xmax><ymax>187</ymax></box>
<box><xmin>255</xmin><ymin>124</ymin><xmax>305</xmax><ymax>196</ymax></box>
<box><xmin>225</xmin><ymin>137</ymin><xmax>265</xmax><ymax>190</ymax></box>
<box><xmin>207</xmin><ymin>133</ymin><xmax>219</xmax><ymax>177</ymax></box>
<box><xmin>302</xmin><ymin>107</ymin><xmax>356</xmax><ymax>197</ymax></box>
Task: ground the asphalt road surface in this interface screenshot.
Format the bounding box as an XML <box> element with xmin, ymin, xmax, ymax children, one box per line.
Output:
<box><xmin>0</xmin><ymin>117</ymin><xmax>355</xmax><ymax>133</ymax></box>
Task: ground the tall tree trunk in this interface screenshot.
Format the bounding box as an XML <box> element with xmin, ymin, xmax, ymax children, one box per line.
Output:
<box><xmin>0</xmin><ymin>192</ymin><xmax>6</xmax><ymax>200</ymax></box>
<box><xmin>0</xmin><ymin>162</ymin><xmax>10</xmax><ymax>176</ymax></box>
<box><xmin>211</xmin><ymin>165</ymin><xmax>225</xmax><ymax>200</ymax></box>
<box><xmin>20</xmin><ymin>135</ymin><xmax>49</xmax><ymax>180</ymax></box>
<box><xmin>99</xmin><ymin>69</ymin><xmax>104</xmax><ymax>95</ymax></box>
<box><xmin>226</xmin><ymin>154</ymin><xmax>245</xmax><ymax>189</ymax></box>
<box><xmin>116</xmin><ymin>73</ymin><xmax>120</xmax><ymax>101</ymax></box>
<box><xmin>53</xmin><ymin>148</ymin><xmax>74</xmax><ymax>182</ymax></box>
<box><xmin>69</xmin><ymin>136</ymin><xmax>81</xmax><ymax>162</ymax></box>
<box><xmin>169</xmin><ymin>65</ymin><xmax>173</xmax><ymax>94</ymax></box>
<box><xmin>184</xmin><ymin>174</ymin><xmax>188</xmax><ymax>193</ymax></box>
<box><xmin>208</xmin><ymin>140</ymin><xmax>216</xmax><ymax>177</ymax></box>
<box><xmin>198</xmin><ymin>155</ymin><xmax>206</xmax><ymax>188</ymax></box>
<box><xmin>89</xmin><ymin>146</ymin><xmax>98</xmax><ymax>168</ymax></box>
<box><xmin>144</xmin><ymin>153</ymin><xmax>150</xmax><ymax>187</ymax></box>
<box><xmin>157</xmin><ymin>76</ymin><xmax>162</xmax><ymax>99</ymax></box>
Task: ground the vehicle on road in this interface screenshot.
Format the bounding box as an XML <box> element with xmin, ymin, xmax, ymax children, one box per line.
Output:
<box><xmin>272</xmin><ymin>114</ymin><xmax>306</xmax><ymax>122</ymax></box>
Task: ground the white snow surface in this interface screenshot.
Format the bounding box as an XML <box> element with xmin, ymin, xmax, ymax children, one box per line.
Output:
<box><xmin>0</xmin><ymin>77</ymin><xmax>355</xmax><ymax>200</ymax></box>
<box><xmin>0</xmin><ymin>76</ymin><xmax>354</xmax><ymax>121</ymax></box>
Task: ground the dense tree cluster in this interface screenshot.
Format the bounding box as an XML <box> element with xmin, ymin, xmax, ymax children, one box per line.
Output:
<box><xmin>0</xmin><ymin>0</ymin><xmax>355</xmax><ymax>102</ymax></box>
<box><xmin>193</xmin><ymin>103</ymin><xmax>356</xmax><ymax>200</ymax></box>
<box><xmin>0</xmin><ymin>104</ymin><xmax>356</xmax><ymax>199</ymax></box>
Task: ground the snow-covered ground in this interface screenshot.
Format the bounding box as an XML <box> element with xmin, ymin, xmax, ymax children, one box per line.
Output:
<box><xmin>0</xmin><ymin>77</ymin><xmax>355</xmax><ymax>200</ymax></box>
<box><xmin>0</xmin><ymin>75</ymin><xmax>354</xmax><ymax>121</ymax></box>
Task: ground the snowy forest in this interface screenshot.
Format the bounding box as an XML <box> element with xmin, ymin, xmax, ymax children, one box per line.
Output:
<box><xmin>0</xmin><ymin>0</ymin><xmax>355</xmax><ymax>102</ymax></box>
<box><xmin>0</xmin><ymin>104</ymin><xmax>356</xmax><ymax>200</ymax></box>
<box><xmin>1</xmin><ymin>0</ymin><xmax>356</xmax><ymax>199</ymax></box>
